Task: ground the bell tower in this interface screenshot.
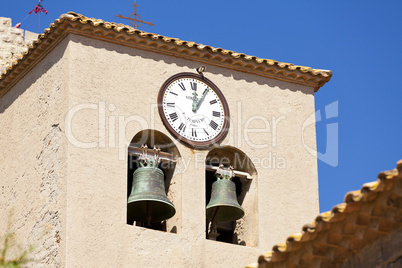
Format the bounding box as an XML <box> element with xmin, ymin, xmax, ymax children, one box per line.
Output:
<box><xmin>0</xmin><ymin>12</ymin><xmax>331</xmax><ymax>267</ymax></box>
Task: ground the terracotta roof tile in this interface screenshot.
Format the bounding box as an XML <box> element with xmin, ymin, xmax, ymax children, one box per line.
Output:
<box><xmin>0</xmin><ymin>12</ymin><xmax>332</xmax><ymax>98</ymax></box>
<box><xmin>250</xmin><ymin>160</ymin><xmax>402</xmax><ymax>268</ymax></box>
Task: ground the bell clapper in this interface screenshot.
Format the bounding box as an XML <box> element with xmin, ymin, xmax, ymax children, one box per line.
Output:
<box><xmin>146</xmin><ymin>201</ymin><xmax>152</xmax><ymax>227</ymax></box>
<box><xmin>138</xmin><ymin>158</ymin><xmax>157</xmax><ymax>226</ymax></box>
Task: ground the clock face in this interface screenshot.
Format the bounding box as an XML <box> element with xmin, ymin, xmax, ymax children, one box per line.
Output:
<box><xmin>158</xmin><ymin>73</ymin><xmax>230</xmax><ymax>148</ymax></box>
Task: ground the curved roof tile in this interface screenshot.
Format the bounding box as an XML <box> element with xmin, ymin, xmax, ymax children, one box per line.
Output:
<box><xmin>0</xmin><ymin>12</ymin><xmax>332</xmax><ymax>97</ymax></box>
<box><xmin>249</xmin><ymin>160</ymin><xmax>402</xmax><ymax>268</ymax></box>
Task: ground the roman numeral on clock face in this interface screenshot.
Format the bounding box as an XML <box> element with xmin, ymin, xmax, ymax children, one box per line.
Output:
<box><xmin>178</xmin><ymin>83</ymin><xmax>186</xmax><ymax>91</ymax></box>
<box><xmin>209</xmin><ymin>120</ymin><xmax>218</xmax><ymax>130</ymax></box>
<box><xmin>178</xmin><ymin>123</ymin><xmax>186</xmax><ymax>133</ymax></box>
<box><xmin>210</xmin><ymin>99</ymin><xmax>217</xmax><ymax>105</ymax></box>
<box><xmin>192</xmin><ymin>128</ymin><xmax>197</xmax><ymax>137</ymax></box>
<box><xmin>190</xmin><ymin>82</ymin><xmax>197</xmax><ymax>91</ymax></box>
<box><xmin>166</xmin><ymin>102</ymin><xmax>175</xmax><ymax>108</ymax></box>
<box><xmin>212</xmin><ymin>111</ymin><xmax>220</xmax><ymax>117</ymax></box>
<box><xmin>169</xmin><ymin>112</ymin><xmax>178</xmax><ymax>122</ymax></box>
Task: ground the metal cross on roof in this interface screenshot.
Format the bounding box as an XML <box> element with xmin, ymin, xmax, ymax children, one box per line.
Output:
<box><xmin>115</xmin><ymin>1</ymin><xmax>155</xmax><ymax>29</ymax></box>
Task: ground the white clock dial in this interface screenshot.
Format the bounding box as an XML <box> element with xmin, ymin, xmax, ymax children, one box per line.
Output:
<box><xmin>158</xmin><ymin>73</ymin><xmax>230</xmax><ymax>148</ymax></box>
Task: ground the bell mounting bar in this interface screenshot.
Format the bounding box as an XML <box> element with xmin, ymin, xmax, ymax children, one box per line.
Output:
<box><xmin>205</xmin><ymin>164</ymin><xmax>252</xmax><ymax>180</ymax></box>
<box><xmin>128</xmin><ymin>145</ymin><xmax>177</xmax><ymax>163</ymax></box>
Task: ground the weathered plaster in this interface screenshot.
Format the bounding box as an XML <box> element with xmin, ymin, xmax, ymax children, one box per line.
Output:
<box><xmin>1</xmin><ymin>32</ymin><xmax>319</xmax><ymax>267</ymax></box>
<box><xmin>0</xmin><ymin>37</ymin><xmax>70</xmax><ymax>267</ymax></box>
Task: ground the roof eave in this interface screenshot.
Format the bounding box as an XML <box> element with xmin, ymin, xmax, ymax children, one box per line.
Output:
<box><xmin>0</xmin><ymin>12</ymin><xmax>332</xmax><ymax>98</ymax></box>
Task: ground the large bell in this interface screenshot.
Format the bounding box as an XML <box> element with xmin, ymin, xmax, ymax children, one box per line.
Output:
<box><xmin>206</xmin><ymin>179</ymin><xmax>244</xmax><ymax>222</ymax></box>
<box><xmin>127</xmin><ymin>164</ymin><xmax>175</xmax><ymax>223</ymax></box>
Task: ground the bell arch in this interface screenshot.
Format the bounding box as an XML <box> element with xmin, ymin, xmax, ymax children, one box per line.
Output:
<box><xmin>205</xmin><ymin>146</ymin><xmax>258</xmax><ymax>246</ymax></box>
<box><xmin>127</xmin><ymin>129</ymin><xmax>181</xmax><ymax>233</ymax></box>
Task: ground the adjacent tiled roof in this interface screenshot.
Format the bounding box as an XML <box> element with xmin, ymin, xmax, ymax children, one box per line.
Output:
<box><xmin>249</xmin><ymin>160</ymin><xmax>402</xmax><ymax>268</ymax></box>
<box><xmin>0</xmin><ymin>12</ymin><xmax>332</xmax><ymax>98</ymax></box>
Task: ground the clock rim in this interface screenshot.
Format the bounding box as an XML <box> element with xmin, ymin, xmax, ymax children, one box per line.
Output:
<box><xmin>157</xmin><ymin>72</ymin><xmax>230</xmax><ymax>149</ymax></box>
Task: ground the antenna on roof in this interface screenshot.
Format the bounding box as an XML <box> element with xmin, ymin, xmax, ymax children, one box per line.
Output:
<box><xmin>115</xmin><ymin>1</ymin><xmax>155</xmax><ymax>29</ymax></box>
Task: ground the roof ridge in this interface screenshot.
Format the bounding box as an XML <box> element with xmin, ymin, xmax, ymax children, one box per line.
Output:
<box><xmin>0</xmin><ymin>12</ymin><xmax>332</xmax><ymax>97</ymax></box>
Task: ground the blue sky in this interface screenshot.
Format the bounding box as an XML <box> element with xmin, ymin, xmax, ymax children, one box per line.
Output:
<box><xmin>3</xmin><ymin>1</ymin><xmax>402</xmax><ymax>213</ymax></box>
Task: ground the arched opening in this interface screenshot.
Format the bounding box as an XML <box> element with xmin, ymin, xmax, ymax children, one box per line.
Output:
<box><xmin>127</xmin><ymin>129</ymin><xmax>181</xmax><ymax>233</ymax></box>
<box><xmin>205</xmin><ymin>146</ymin><xmax>258</xmax><ymax>246</ymax></box>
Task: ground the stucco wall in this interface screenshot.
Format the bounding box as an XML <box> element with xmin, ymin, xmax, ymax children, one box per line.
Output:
<box><xmin>61</xmin><ymin>34</ymin><xmax>319</xmax><ymax>267</ymax></box>
<box><xmin>1</xmin><ymin>32</ymin><xmax>319</xmax><ymax>267</ymax></box>
<box><xmin>0</xmin><ymin>38</ymin><xmax>70</xmax><ymax>266</ymax></box>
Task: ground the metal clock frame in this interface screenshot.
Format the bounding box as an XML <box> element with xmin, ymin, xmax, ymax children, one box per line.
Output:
<box><xmin>157</xmin><ymin>72</ymin><xmax>230</xmax><ymax>149</ymax></box>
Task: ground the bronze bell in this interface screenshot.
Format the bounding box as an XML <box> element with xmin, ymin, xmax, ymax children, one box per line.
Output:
<box><xmin>127</xmin><ymin>161</ymin><xmax>175</xmax><ymax>224</ymax></box>
<box><xmin>206</xmin><ymin>179</ymin><xmax>244</xmax><ymax>222</ymax></box>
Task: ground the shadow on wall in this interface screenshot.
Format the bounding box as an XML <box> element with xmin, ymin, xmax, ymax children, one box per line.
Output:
<box><xmin>0</xmin><ymin>32</ymin><xmax>314</xmax><ymax>114</ymax></box>
<box><xmin>0</xmin><ymin>37</ymin><xmax>68</xmax><ymax>114</ymax></box>
<box><xmin>71</xmin><ymin>35</ymin><xmax>313</xmax><ymax>94</ymax></box>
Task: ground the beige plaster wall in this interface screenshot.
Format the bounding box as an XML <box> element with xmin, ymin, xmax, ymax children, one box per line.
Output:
<box><xmin>1</xmin><ymin>32</ymin><xmax>319</xmax><ymax>267</ymax></box>
<box><xmin>61</xmin><ymin>34</ymin><xmax>319</xmax><ymax>267</ymax></box>
<box><xmin>0</xmin><ymin>38</ymin><xmax>70</xmax><ymax>267</ymax></box>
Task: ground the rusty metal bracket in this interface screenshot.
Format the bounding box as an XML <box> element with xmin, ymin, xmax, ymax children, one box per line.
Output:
<box><xmin>128</xmin><ymin>144</ymin><xmax>177</xmax><ymax>163</ymax></box>
<box><xmin>197</xmin><ymin>65</ymin><xmax>206</xmax><ymax>74</ymax></box>
<box><xmin>205</xmin><ymin>164</ymin><xmax>252</xmax><ymax>180</ymax></box>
